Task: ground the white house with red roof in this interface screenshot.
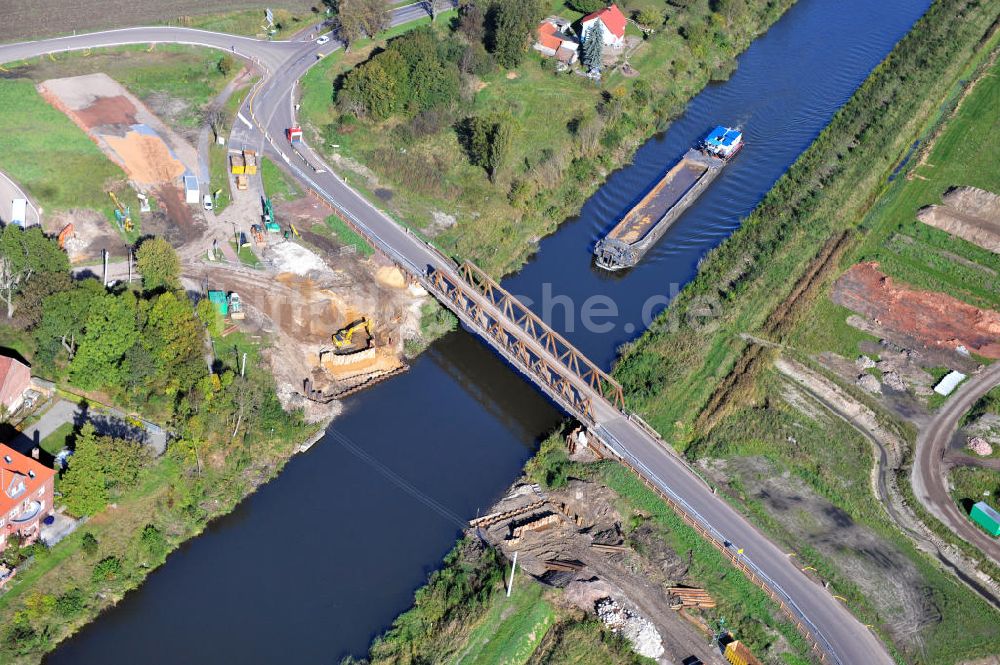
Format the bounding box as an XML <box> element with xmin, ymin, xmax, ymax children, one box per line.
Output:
<box><xmin>0</xmin><ymin>444</ymin><xmax>55</xmax><ymax>552</ymax></box>
<box><xmin>580</xmin><ymin>4</ymin><xmax>627</xmax><ymax>49</ymax></box>
<box><xmin>534</xmin><ymin>17</ymin><xmax>580</xmax><ymax>64</ymax></box>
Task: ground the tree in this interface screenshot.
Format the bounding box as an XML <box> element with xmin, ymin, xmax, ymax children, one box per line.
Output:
<box><xmin>139</xmin><ymin>524</ymin><xmax>167</xmax><ymax>559</ymax></box>
<box><xmin>217</xmin><ymin>54</ymin><xmax>236</xmax><ymax>76</ymax></box>
<box><xmin>33</xmin><ymin>280</ymin><xmax>101</xmax><ymax>372</ymax></box>
<box><xmin>91</xmin><ymin>556</ymin><xmax>122</xmax><ymax>583</ymax></box>
<box><xmin>0</xmin><ymin>225</ymin><xmax>69</xmax><ymax>318</ymax></box>
<box><xmin>582</xmin><ymin>22</ymin><xmax>604</xmax><ymax>72</ymax></box>
<box><xmin>334</xmin><ymin>0</ymin><xmax>388</xmax><ymax>48</ymax></box>
<box><xmin>68</xmin><ymin>292</ymin><xmax>139</xmax><ymax>391</ymax></box>
<box><xmin>135</xmin><ymin>237</ymin><xmax>180</xmax><ymax>292</ymax></box>
<box><xmin>458</xmin><ymin>1</ymin><xmax>485</xmax><ymax>42</ymax></box>
<box><xmin>13</xmin><ymin>270</ymin><xmax>71</xmax><ymax>330</ymax></box>
<box><xmin>487</xmin><ymin>0</ymin><xmax>542</xmax><ymax>68</ymax></box>
<box><xmin>60</xmin><ymin>423</ymin><xmax>150</xmax><ymax>517</ymax></box>
<box><xmin>567</xmin><ymin>0</ymin><xmax>606</xmax><ymax>12</ymax></box>
<box><xmin>635</xmin><ymin>8</ymin><xmax>664</xmax><ymax>29</ymax></box>
<box><xmin>461</xmin><ymin>112</ymin><xmax>516</xmax><ymax>181</ymax></box>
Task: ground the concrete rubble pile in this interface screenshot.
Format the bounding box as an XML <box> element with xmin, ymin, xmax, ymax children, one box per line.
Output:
<box><xmin>966</xmin><ymin>436</ymin><xmax>993</xmax><ymax>456</ymax></box>
<box><xmin>594</xmin><ymin>597</ymin><xmax>665</xmax><ymax>659</ymax></box>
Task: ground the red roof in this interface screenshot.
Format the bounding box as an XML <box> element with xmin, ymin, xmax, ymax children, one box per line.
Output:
<box><xmin>0</xmin><ymin>444</ymin><xmax>54</xmax><ymax>518</ymax></box>
<box><xmin>582</xmin><ymin>4</ymin><xmax>627</xmax><ymax>39</ymax></box>
<box><xmin>537</xmin><ymin>21</ymin><xmax>563</xmax><ymax>51</ymax></box>
<box><xmin>0</xmin><ymin>356</ymin><xmax>29</xmax><ymax>411</ymax></box>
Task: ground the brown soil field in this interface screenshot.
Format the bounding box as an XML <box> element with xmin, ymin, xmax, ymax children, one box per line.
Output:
<box><xmin>833</xmin><ymin>261</ymin><xmax>1000</xmax><ymax>359</ymax></box>
<box><xmin>75</xmin><ymin>95</ymin><xmax>138</xmax><ymax>127</ymax></box>
<box><xmin>2</xmin><ymin>0</ymin><xmax>315</xmax><ymax>42</ymax></box>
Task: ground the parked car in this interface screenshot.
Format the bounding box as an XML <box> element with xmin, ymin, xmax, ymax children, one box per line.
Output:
<box><xmin>316</xmin><ymin>35</ymin><xmax>330</xmax><ymax>45</ymax></box>
<box><xmin>203</xmin><ymin>194</ymin><xmax>213</xmax><ymax>211</ymax></box>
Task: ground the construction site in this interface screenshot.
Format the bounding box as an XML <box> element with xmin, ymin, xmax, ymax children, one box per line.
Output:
<box><xmin>32</xmin><ymin>70</ymin><xmax>429</xmax><ymax>422</ymax></box>
<box><xmin>468</xmin><ymin>430</ymin><xmax>765</xmax><ymax>665</ymax></box>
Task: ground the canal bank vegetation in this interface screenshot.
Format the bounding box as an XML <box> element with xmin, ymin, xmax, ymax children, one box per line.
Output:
<box><xmin>0</xmin><ymin>237</ymin><xmax>316</xmax><ymax>662</ymax></box>
<box><xmin>300</xmin><ymin>0</ymin><xmax>797</xmax><ymax>276</ymax></box>
<box><xmin>614</xmin><ymin>0</ymin><xmax>1000</xmax><ymax>437</ymax></box>
<box><xmin>352</xmin><ymin>432</ymin><xmax>813</xmax><ymax>665</ymax></box>
<box><xmin>614</xmin><ymin>0</ymin><xmax>1000</xmax><ymax>661</ymax></box>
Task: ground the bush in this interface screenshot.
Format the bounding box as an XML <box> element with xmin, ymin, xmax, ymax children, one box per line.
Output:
<box><xmin>91</xmin><ymin>556</ymin><xmax>122</xmax><ymax>584</ymax></box>
<box><xmin>80</xmin><ymin>532</ymin><xmax>98</xmax><ymax>557</ymax></box>
<box><xmin>139</xmin><ymin>524</ymin><xmax>167</xmax><ymax>559</ymax></box>
<box><xmin>55</xmin><ymin>588</ymin><xmax>87</xmax><ymax>618</ymax></box>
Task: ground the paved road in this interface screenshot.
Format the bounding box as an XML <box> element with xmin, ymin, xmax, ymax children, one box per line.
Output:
<box><xmin>0</xmin><ymin>171</ymin><xmax>41</xmax><ymax>228</ymax></box>
<box><xmin>913</xmin><ymin>363</ymin><xmax>1000</xmax><ymax>567</ymax></box>
<box><xmin>0</xmin><ymin>9</ymin><xmax>892</xmax><ymax>664</ymax></box>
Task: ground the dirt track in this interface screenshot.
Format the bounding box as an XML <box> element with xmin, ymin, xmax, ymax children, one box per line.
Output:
<box><xmin>1</xmin><ymin>0</ymin><xmax>315</xmax><ymax>41</ymax></box>
<box><xmin>913</xmin><ymin>362</ymin><xmax>1000</xmax><ymax>570</ymax></box>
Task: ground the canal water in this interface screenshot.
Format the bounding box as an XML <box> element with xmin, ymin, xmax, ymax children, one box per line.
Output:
<box><xmin>47</xmin><ymin>0</ymin><xmax>931</xmax><ymax>662</ymax></box>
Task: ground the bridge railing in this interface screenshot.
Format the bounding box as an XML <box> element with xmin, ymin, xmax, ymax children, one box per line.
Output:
<box><xmin>426</xmin><ymin>267</ymin><xmax>596</xmax><ymax>422</ymax></box>
<box><xmin>457</xmin><ymin>262</ymin><xmax>625</xmax><ymax>412</ymax></box>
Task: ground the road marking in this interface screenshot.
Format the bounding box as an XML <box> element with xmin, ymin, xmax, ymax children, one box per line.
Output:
<box><xmin>236</xmin><ymin>112</ymin><xmax>253</xmax><ymax>129</ymax></box>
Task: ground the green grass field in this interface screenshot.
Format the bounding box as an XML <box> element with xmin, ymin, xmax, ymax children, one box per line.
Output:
<box><xmin>853</xmin><ymin>58</ymin><xmax>1000</xmax><ymax>308</ymax></box>
<box><xmin>0</xmin><ymin>79</ymin><xmax>127</xmax><ymax>214</ymax></box>
<box><xmin>451</xmin><ymin>581</ymin><xmax>554</xmax><ymax>665</ymax></box>
<box><xmin>183</xmin><ymin>7</ymin><xmax>318</xmax><ymax>39</ymax></box>
<box><xmin>260</xmin><ymin>157</ymin><xmax>302</xmax><ymax>203</ymax></box>
<box><xmin>950</xmin><ymin>467</ymin><xmax>1000</xmax><ymax>514</ymax></box>
<box><xmin>39</xmin><ymin>421</ymin><xmax>75</xmax><ymax>457</ymax></box>
<box><xmin>323</xmin><ymin>215</ymin><xmax>374</xmax><ymax>257</ymax></box>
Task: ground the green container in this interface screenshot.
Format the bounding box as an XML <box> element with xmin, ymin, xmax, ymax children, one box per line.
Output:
<box><xmin>970</xmin><ymin>501</ymin><xmax>1000</xmax><ymax>537</ymax></box>
<box><xmin>208</xmin><ymin>290</ymin><xmax>229</xmax><ymax>316</ymax></box>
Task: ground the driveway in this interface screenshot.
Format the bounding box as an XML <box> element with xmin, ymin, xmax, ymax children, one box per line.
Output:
<box><xmin>12</xmin><ymin>398</ymin><xmax>167</xmax><ymax>458</ymax></box>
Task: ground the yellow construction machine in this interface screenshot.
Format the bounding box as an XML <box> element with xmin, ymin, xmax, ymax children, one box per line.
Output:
<box><xmin>331</xmin><ymin>318</ymin><xmax>372</xmax><ymax>352</ymax></box>
<box><xmin>108</xmin><ymin>191</ymin><xmax>134</xmax><ymax>232</ymax></box>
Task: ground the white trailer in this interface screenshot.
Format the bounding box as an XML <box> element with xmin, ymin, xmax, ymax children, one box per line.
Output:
<box><xmin>10</xmin><ymin>199</ymin><xmax>27</xmax><ymax>227</ymax></box>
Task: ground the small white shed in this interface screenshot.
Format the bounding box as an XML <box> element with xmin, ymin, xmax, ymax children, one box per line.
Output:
<box><xmin>933</xmin><ymin>370</ymin><xmax>966</xmax><ymax>396</ymax></box>
<box><xmin>183</xmin><ymin>175</ymin><xmax>200</xmax><ymax>204</ymax></box>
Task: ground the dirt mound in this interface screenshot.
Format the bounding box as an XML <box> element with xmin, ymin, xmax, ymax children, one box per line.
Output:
<box><xmin>832</xmin><ymin>262</ymin><xmax>1000</xmax><ymax>359</ymax></box>
<box><xmin>917</xmin><ymin>186</ymin><xmax>1000</xmax><ymax>253</ymax></box>
<box><xmin>74</xmin><ymin>95</ymin><xmax>137</xmax><ymax>128</ymax></box>
<box><xmin>947</xmin><ymin>186</ymin><xmax>1000</xmax><ymax>220</ymax></box>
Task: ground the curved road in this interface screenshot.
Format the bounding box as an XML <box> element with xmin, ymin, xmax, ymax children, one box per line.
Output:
<box><xmin>913</xmin><ymin>363</ymin><xmax>1000</xmax><ymax>567</ymax></box>
<box><xmin>0</xmin><ymin>13</ymin><xmax>892</xmax><ymax>665</ymax></box>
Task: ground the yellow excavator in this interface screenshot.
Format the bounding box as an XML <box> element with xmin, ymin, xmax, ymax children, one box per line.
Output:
<box><xmin>332</xmin><ymin>318</ymin><xmax>372</xmax><ymax>352</ymax></box>
<box><xmin>108</xmin><ymin>191</ymin><xmax>134</xmax><ymax>232</ymax></box>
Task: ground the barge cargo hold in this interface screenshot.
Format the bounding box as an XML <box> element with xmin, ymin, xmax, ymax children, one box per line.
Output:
<box><xmin>595</xmin><ymin>126</ymin><xmax>743</xmax><ymax>271</ymax></box>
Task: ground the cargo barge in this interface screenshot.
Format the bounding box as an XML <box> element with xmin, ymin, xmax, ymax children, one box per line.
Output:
<box><xmin>594</xmin><ymin>126</ymin><xmax>743</xmax><ymax>271</ymax></box>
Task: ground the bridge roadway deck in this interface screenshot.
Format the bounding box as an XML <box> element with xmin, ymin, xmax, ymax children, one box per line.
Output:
<box><xmin>1</xmin><ymin>19</ymin><xmax>891</xmax><ymax>665</ymax></box>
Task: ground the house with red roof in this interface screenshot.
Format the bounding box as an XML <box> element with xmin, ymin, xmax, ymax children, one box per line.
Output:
<box><xmin>580</xmin><ymin>4</ymin><xmax>627</xmax><ymax>49</ymax></box>
<box><xmin>534</xmin><ymin>17</ymin><xmax>579</xmax><ymax>64</ymax></box>
<box><xmin>0</xmin><ymin>444</ymin><xmax>55</xmax><ymax>553</ymax></box>
<box><xmin>0</xmin><ymin>354</ymin><xmax>30</xmax><ymax>414</ymax></box>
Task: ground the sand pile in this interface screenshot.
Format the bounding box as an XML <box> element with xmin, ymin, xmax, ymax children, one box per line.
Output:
<box><xmin>104</xmin><ymin>131</ymin><xmax>185</xmax><ymax>185</ymax></box>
